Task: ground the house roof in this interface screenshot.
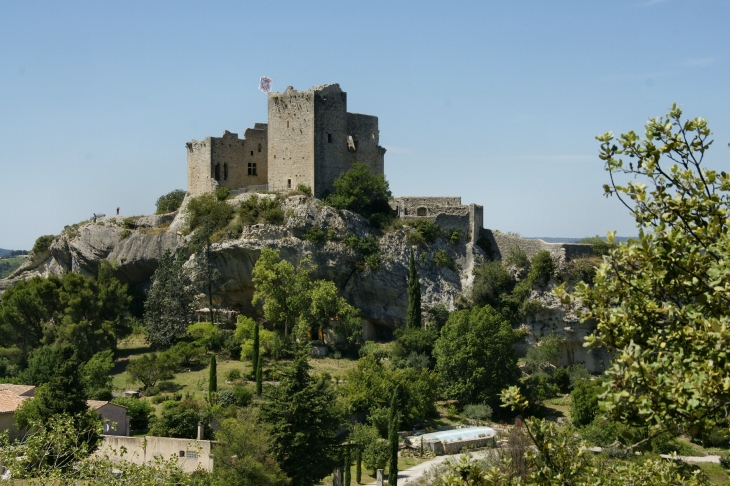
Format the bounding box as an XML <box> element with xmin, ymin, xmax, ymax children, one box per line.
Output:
<box><xmin>0</xmin><ymin>384</ymin><xmax>36</xmax><ymax>397</ymax></box>
<box><xmin>0</xmin><ymin>390</ymin><xmax>30</xmax><ymax>413</ymax></box>
<box><xmin>86</xmin><ymin>400</ymin><xmax>126</xmax><ymax>411</ymax></box>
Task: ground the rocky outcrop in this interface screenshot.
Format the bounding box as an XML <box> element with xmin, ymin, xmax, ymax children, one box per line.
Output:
<box><xmin>1</xmin><ymin>195</ymin><xmax>603</xmax><ymax>370</ymax></box>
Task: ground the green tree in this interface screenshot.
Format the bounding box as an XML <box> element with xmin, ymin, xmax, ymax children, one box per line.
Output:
<box><xmin>570</xmin><ymin>380</ymin><xmax>602</xmax><ymax>427</ymax></box>
<box><xmin>212</xmin><ymin>409</ymin><xmax>290</xmax><ymax>486</ymax></box>
<box><xmin>126</xmin><ymin>353</ymin><xmax>174</xmax><ymax>389</ymax></box>
<box><xmin>252</xmin><ymin>248</ymin><xmax>314</xmax><ymax>337</ymax></box>
<box><xmin>251</xmin><ymin>320</ymin><xmax>260</xmax><ymax>378</ymax></box>
<box><xmin>149</xmin><ymin>400</ymin><xmax>212</xmax><ymax>439</ymax></box>
<box><xmin>260</xmin><ymin>355</ymin><xmax>343</xmax><ymax>486</ymax></box>
<box><xmin>111</xmin><ymin>396</ymin><xmax>154</xmax><ymax>430</ymax></box>
<box><xmin>343</xmin><ymin>445</ymin><xmax>352</xmax><ymax>486</ymax></box>
<box><xmin>324</xmin><ymin>162</ymin><xmax>394</xmax><ymax>227</ymax></box>
<box><xmin>81</xmin><ymin>350</ymin><xmax>114</xmax><ymax>400</ymax></box>
<box><xmin>156</xmin><ymin>189</ymin><xmax>186</xmax><ymax>214</ymax></box>
<box><xmin>15</xmin><ymin>346</ymin><xmax>89</xmax><ymax>429</ymax></box>
<box><xmin>433</xmin><ymin>306</ymin><xmax>521</xmax><ymax>406</ymax></box>
<box><xmin>19</xmin><ymin>345</ymin><xmax>65</xmax><ymax>385</ymax></box>
<box><xmin>144</xmin><ymin>250</ymin><xmax>196</xmax><ymax>349</ymax></box>
<box><xmin>355</xmin><ymin>446</ymin><xmax>362</xmax><ymax>483</ymax></box>
<box><xmin>209</xmin><ymin>354</ymin><xmax>217</xmax><ymax>401</ymax></box>
<box><xmin>256</xmin><ymin>355</ymin><xmax>263</xmax><ymax>396</ymax></box>
<box><xmin>387</xmin><ymin>386</ymin><xmax>401</xmax><ymax>486</ymax></box>
<box><xmin>558</xmin><ymin>105</ymin><xmax>730</xmax><ymax>437</ymax></box>
<box><xmin>406</xmin><ymin>247</ymin><xmax>421</xmax><ymax>329</ymax></box>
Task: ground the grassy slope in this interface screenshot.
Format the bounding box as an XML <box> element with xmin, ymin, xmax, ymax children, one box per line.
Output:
<box><xmin>0</xmin><ymin>257</ymin><xmax>25</xmax><ymax>278</ymax></box>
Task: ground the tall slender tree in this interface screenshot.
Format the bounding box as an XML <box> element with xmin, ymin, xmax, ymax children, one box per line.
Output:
<box><xmin>355</xmin><ymin>446</ymin><xmax>362</xmax><ymax>484</ymax></box>
<box><xmin>256</xmin><ymin>355</ymin><xmax>263</xmax><ymax>396</ymax></box>
<box><xmin>343</xmin><ymin>445</ymin><xmax>351</xmax><ymax>486</ymax></box>
<box><xmin>208</xmin><ymin>354</ymin><xmax>217</xmax><ymax>402</ymax></box>
<box><xmin>388</xmin><ymin>386</ymin><xmax>401</xmax><ymax>486</ymax></box>
<box><xmin>406</xmin><ymin>248</ymin><xmax>421</xmax><ymax>329</ymax></box>
<box><xmin>252</xmin><ymin>320</ymin><xmax>260</xmax><ymax>379</ymax></box>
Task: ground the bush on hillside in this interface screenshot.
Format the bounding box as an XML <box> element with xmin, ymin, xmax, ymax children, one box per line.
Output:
<box><xmin>155</xmin><ymin>189</ymin><xmax>186</xmax><ymax>214</ymax></box>
<box><xmin>111</xmin><ymin>396</ymin><xmax>154</xmax><ymax>430</ymax></box>
<box><xmin>31</xmin><ymin>235</ymin><xmax>55</xmax><ymax>255</ymax></box>
<box><xmin>324</xmin><ymin>162</ymin><xmax>394</xmax><ymax>228</ymax></box>
<box><xmin>238</xmin><ymin>195</ymin><xmax>284</xmax><ymax>226</ymax></box>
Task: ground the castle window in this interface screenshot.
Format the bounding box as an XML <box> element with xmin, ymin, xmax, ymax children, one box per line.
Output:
<box><xmin>327</xmin><ymin>133</ymin><xmax>332</xmax><ymax>143</ymax></box>
<box><xmin>214</xmin><ymin>163</ymin><xmax>221</xmax><ymax>181</ymax></box>
<box><xmin>248</xmin><ymin>163</ymin><xmax>257</xmax><ymax>176</ymax></box>
<box><xmin>417</xmin><ymin>207</ymin><xmax>427</xmax><ymax>217</ymax></box>
<box><xmin>251</xmin><ymin>151</ymin><xmax>254</xmax><ymax>156</ymax></box>
<box><xmin>287</xmin><ymin>179</ymin><xmax>291</xmax><ymax>189</ymax></box>
<box><xmin>287</xmin><ymin>121</ymin><xmax>290</xmax><ymax>128</ymax></box>
<box><xmin>258</xmin><ymin>143</ymin><xmax>262</xmax><ymax>153</ymax></box>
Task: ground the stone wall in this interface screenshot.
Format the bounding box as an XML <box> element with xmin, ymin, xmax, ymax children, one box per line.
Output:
<box><xmin>95</xmin><ymin>435</ymin><xmax>215</xmax><ymax>473</ymax></box>
<box><xmin>346</xmin><ymin>112</ymin><xmax>386</xmax><ymax>175</ymax></box>
<box><xmin>267</xmin><ymin>86</ymin><xmax>316</xmax><ymax>193</ymax></box>
<box><xmin>483</xmin><ymin>230</ymin><xmax>593</xmax><ymax>266</ymax></box>
<box><xmin>186</xmin><ymin>137</ymin><xmax>212</xmax><ymax>197</ymax></box>
<box><xmin>187</xmin><ymin>127</ymin><xmax>268</xmax><ymax>197</ymax></box>
<box><xmin>392</xmin><ymin>197</ymin><xmax>483</xmax><ymax>243</ymax></box>
<box><xmin>313</xmin><ymin>84</ymin><xmax>349</xmax><ymax>197</ymax></box>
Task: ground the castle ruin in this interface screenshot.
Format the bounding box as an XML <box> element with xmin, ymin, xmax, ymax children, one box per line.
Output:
<box><xmin>186</xmin><ymin>84</ymin><xmax>385</xmax><ymax>199</ymax></box>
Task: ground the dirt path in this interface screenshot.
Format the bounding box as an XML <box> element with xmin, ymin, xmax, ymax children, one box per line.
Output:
<box><xmin>367</xmin><ymin>450</ymin><xmax>494</xmax><ymax>484</ymax></box>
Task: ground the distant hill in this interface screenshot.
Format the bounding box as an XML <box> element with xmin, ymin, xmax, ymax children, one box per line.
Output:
<box><xmin>0</xmin><ymin>248</ymin><xmax>28</xmax><ymax>258</ymax></box>
<box><xmin>526</xmin><ymin>237</ymin><xmax>634</xmax><ymax>243</ymax></box>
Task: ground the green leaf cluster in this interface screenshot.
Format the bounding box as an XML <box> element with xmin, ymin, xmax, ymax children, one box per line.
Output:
<box><xmin>155</xmin><ymin>189</ymin><xmax>186</xmax><ymax>214</ymax></box>
<box><xmin>325</xmin><ymin>162</ymin><xmax>394</xmax><ymax>227</ymax></box>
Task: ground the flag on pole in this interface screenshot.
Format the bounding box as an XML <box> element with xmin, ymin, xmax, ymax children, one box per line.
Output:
<box><xmin>259</xmin><ymin>76</ymin><xmax>272</xmax><ymax>93</ymax></box>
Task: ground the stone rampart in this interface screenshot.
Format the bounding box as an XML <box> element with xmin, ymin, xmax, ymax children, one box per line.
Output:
<box><xmin>482</xmin><ymin>230</ymin><xmax>594</xmax><ymax>266</ymax></box>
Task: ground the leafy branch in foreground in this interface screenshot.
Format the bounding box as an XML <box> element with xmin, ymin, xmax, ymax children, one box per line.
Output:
<box><xmin>557</xmin><ymin>105</ymin><xmax>730</xmax><ymax>437</ymax></box>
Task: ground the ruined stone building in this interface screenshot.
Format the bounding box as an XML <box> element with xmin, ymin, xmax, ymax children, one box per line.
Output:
<box><xmin>186</xmin><ymin>84</ymin><xmax>386</xmax><ymax>199</ymax></box>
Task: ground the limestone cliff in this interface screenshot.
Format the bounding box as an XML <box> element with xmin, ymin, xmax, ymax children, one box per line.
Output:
<box><xmin>0</xmin><ymin>195</ymin><xmax>603</xmax><ymax>370</ymax></box>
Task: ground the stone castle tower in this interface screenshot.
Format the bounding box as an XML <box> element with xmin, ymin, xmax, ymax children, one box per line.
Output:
<box><xmin>186</xmin><ymin>84</ymin><xmax>386</xmax><ymax>199</ymax></box>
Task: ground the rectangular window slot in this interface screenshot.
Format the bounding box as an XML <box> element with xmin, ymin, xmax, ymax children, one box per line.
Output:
<box><xmin>248</xmin><ymin>163</ymin><xmax>257</xmax><ymax>176</ymax></box>
<box><xmin>287</xmin><ymin>179</ymin><xmax>291</xmax><ymax>189</ymax></box>
<box><xmin>327</xmin><ymin>133</ymin><xmax>332</xmax><ymax>143</ymax></box>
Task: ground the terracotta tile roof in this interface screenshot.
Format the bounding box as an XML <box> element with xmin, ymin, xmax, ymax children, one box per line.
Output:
<box><xmin>0</xmin><ymin>384</ymin><xmax>36</xmax><ymax>397</ymax></box>
<box><xmin>0</xmin><ymin>389</ymin><xmax>29</xmax><ymax>413</ymax></box>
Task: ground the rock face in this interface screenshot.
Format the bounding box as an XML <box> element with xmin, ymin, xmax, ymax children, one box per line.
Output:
<box><xmin>0</xmin><ymin>195</ymin><xmax>604</xmax><ymax>371</ymax></box>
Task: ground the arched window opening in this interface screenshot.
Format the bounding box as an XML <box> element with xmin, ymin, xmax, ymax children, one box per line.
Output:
<box><xmin>224</xmin><ymin>163</ymin><xmax>228</xmax><ymax>180</ymax></box>
<box><xmin>416</xmin><ymin>207</ymin><xmax>427</xmax><ymax>217</ymax></box>
<box><xmin>214</xmin><ymin>163</ymin><xmax>221</xmax><ymax>181</ymax></box>
<box><xmin>258</xmin><ymin>143</ymin><xmax>262</xmax><ymax>153</ymax></box>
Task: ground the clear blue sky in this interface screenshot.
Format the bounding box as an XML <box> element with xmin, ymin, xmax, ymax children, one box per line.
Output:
<box><xmin>2</xmin><ymin>0</ymin><xmax>729</xmax><ymax>250</ymax></box>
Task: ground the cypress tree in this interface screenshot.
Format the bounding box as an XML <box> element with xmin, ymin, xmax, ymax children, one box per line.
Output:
<box><xmin>343</xmin><ymin>445</ymin><xmax>351</xmax><ymax>486</ymax></box>
<box><xmin>388</xmin><ymin>386</ymin><xmax>401</xmax><ymax>486</ymax></box>
<box><xmin>209</xmin><ymin>354</ymin><xmax>217</xmax><ymax>401</ymax></box>
<box><xmin>252</xmin><ymin>320</ymin><xmax>260</xmax><ymax>379</ymax></box>
<box><xmin>256</xmin><ymin>354</ymin><xmax>263</xmax><ymax>396</ymax></box>
<box><xmin>406</xmin><ymin>248</ymin><xmax>421</xmax><ymax>329</ymax></box>
<box><xmin>355</xmin><ymin>446</ymin><xmax>362</xmax><ymax>483</ymax></box>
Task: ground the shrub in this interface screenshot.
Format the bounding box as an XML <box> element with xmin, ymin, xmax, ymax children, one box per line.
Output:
<box><xmin>463</xmin><ymin>403</ymin><xmax>493</xmax><ymax>421</ymax></box>
<box><xmin>434</xmin><ymin>249</ymin><xmax>451</xmax><ymax>268</ymax></box>
<box><xmin>363</xmin><ymin>253</ymin><xmax>382</xmax><ymax>271</ymax></box>
<box><xmin>122</xmin><ymin>218</ymin><xmax>137</xmax><ymax>229</ymax></box>
<box><xmin>119</xmin><ymin>229</ymin><xmax>131</xmax><ymax>240</ymax></box>
<box><xmin>345</xmin><ymin>235</ymin><xmax>381</xmax><ymax>271</ymax></box>
<box><xmin>232</xmin><ymin>385</ymin><xmax>253</xmax><ymax>407</ymax></box>
<box><xmin>358</xmin><ymin>341</ymin><xmax>390</xmax><ymax>361</ymax></box>
<box><xmin>471</xmin><ymin>260</ymin><xmax>515</xmax><ymax>308</ymax></box>
<box><xmin>156</xmin><ymin>189</ymin><xmax>186</xmax><ymax>214</ymax></box>
<box><xmin>217</xmin><ymin>389</ymin><xmax>236</xmax><ymax>406</ymax></box>
<box><xmin>303</xmin><ymin>227</ymin><xmax>326</xmax><ymax>243</ymax></box>
<box><xmin>571</xmin><ymin>379</ymin><xmax>602</xmax><ymax>426</ymax></box>
<box><xmin>550</xmin><ymin>367</ymin><xmax>570</xmax><ymax>394</ymax></box>
<box><xmin>149</xmin><ymin>400</ymin><xmax>212</xmax><ymax>439</ymax></box>
<box><xmin>226</xmin><ymin>369</ymin><xmax>241</xmax><ymax>381</ymax></box>
<box><xmin>562</xmin><ymin>257</ymin><xmax>599</xmax><ymax>286</ymax></box>
<box><xmin>111</xmin><ymin>396</ymin><xmax>154</xmax><ymax>430</ymax></box>
<box><xmin>578</xmin><ymin>236</ymin><xmax>612</xmax><ymax>256</ymax></box>
<box><xmin>568</xmin><ymin>364</ymin><xmax>591</xmax><ymax>388</ymax></box>
<box><xmin>186</xmin><ymin>193</ymin><xmax>234</xmax><ymax>234</ymax></box>
<box><xmin>504</xmin><ymin>247</ymin><xmax>529</xmax><ymax>269</ymax></box>
<box><xmin>324</xmin><ymin>162</ymin><xmax>393</xmax><ymax>227</ymax></box>
<box><xmin>296</xmin><ymin>184</ymin><xmax>312</xmax><ymax>196</ymax></box>
<box><xmin>214</xmin><ymin>187</ymin><xmax>231</xmax><ymax>201</ymax></box>
<box><xmin>720</xmin><ymin>453</ymin><xmax>730</xmax><ymax>470</ymax></box>
<box><xmin>529</xmin><ymin>251</ymin><xmax>554</xmax><ymax>288</ymax></box>
<box><xmin>238</xmin><ymin>194</ymin><xmax>285</xmax><ymax>226</ymax></box>
<box><xmin>449</xmin><ymin>229</ymin><xmax>462</xmax><ymax>245</ymax></box>
<box><xmin>407</xmin><ymin>219</ymin><xmax>441</xmax><ymax>244</ymax></box>
<box><xmin>161</xmin><ymin>342</ymin><xmax>207</xmax><ymax>369</ymax></box>
<box><xmin>32</xmin><ymin>235</ymin><xmax>55</xmax><ymax>255</ymax></box>
<box><xmin>406</xmin><ymin>230</ymin><xmax>425</xmax><ymax>246</ymax></box>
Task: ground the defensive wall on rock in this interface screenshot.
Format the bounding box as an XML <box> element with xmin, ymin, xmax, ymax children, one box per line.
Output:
<box><xmin>391</xmin><ymin>196</ymin><xmax>484</xmax><ymax>244</ymax></box>
<box><xmin>482</xmin><ymin>229</ymin><xmax>594</xmax><ymax>266</ymax></box>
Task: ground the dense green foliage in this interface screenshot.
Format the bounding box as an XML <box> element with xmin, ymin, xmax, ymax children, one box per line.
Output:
<box><xmin>406</xmin><ymin>247</ymin><xmax>422</xmax><ymax>329</ymax></box>
<box><xmin>406</xmin><ymin>219</ymin><xmax>441</xmax><ymax>245</ymax></box>
<box><xmin>126</xmin><ymin>353</ymin><xmax>174</xmax><ymax>389</ymax></box>
<box><xmin>325</xmin><ymin>162</ymin><xmax>394</xmax><ymax>227</ymax></box>
<box><xmin>149</xmin><ymin>399</ymin><xmax>212</xmax><ymax>439</ymax></box>
<box><xmin>111</xmin><ymin>396</ymin><xmax>153</xmax><ymax>430</ymax></box>
<box><xmin>260</xmin><ymin>355</ymin><xmax>342</xmax><ymax>486</ymax></box>
<box><xmin>212</xmin><ymin>410</ymin><xmax>290</xmax><ymax>486</ymax></box>
<box><xmin>185</xmin><ymin>193</ymin><xmax>234</xmax><ymax>235</ymax></box>
<box><xmin>434</xmin><ymin>306</ymin><xmax>520</xmax><ymax>406</ymax></box>
<box><xmin>0</xmin><ymin>257</ymin><xmax>25</xmax><ymax>279</ymax></box>
<box><xmin>144</xmin><ymin>250</ymin><xmax>196</xmax><ymax>349</ymax></box>
<box><xmin>570</xmin><ymin>379</ymin><xmax>603</xmax><ymax>427</ymax></box>
<box><xmin>31</xmin><ymin>234</ymin><xmax>55</xmax><ymax>255</ymax></box>
<box><xmin>81</xmin><ymin>350</ymin><xmax>114</xmax><ymax>400</ymax></box>
<box><xmin>387</xmin><ymin>386</ymin><xmax>400</xmax><ymax>486</ymax></box>
<box><xmin>208</xmin><ymin>354</ymin><xmax>217</xmax><ymax>400</ymax></box>
<box><xmin>559</xmin><ymin>105</ymin><xmax>730</xmax><ymax>437</ymax></box>
<box><xmin>0</xmin><ymin>264</ymin><xmax>131</xmax><ymax>363</ymax></box>
<box><xmin>155</xmin><ymin>189</ymin><xmax>186</xmax><ymax>214</ymax></box>
<box><xmin>238</xmin><ymin>194</ymin><xmax>285</xmax><ymax>226</ymax></box>
<box><xmin>578</xmin><ymin>235</ymin><xmax>613</xmax><ymax>256</ymax></box>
